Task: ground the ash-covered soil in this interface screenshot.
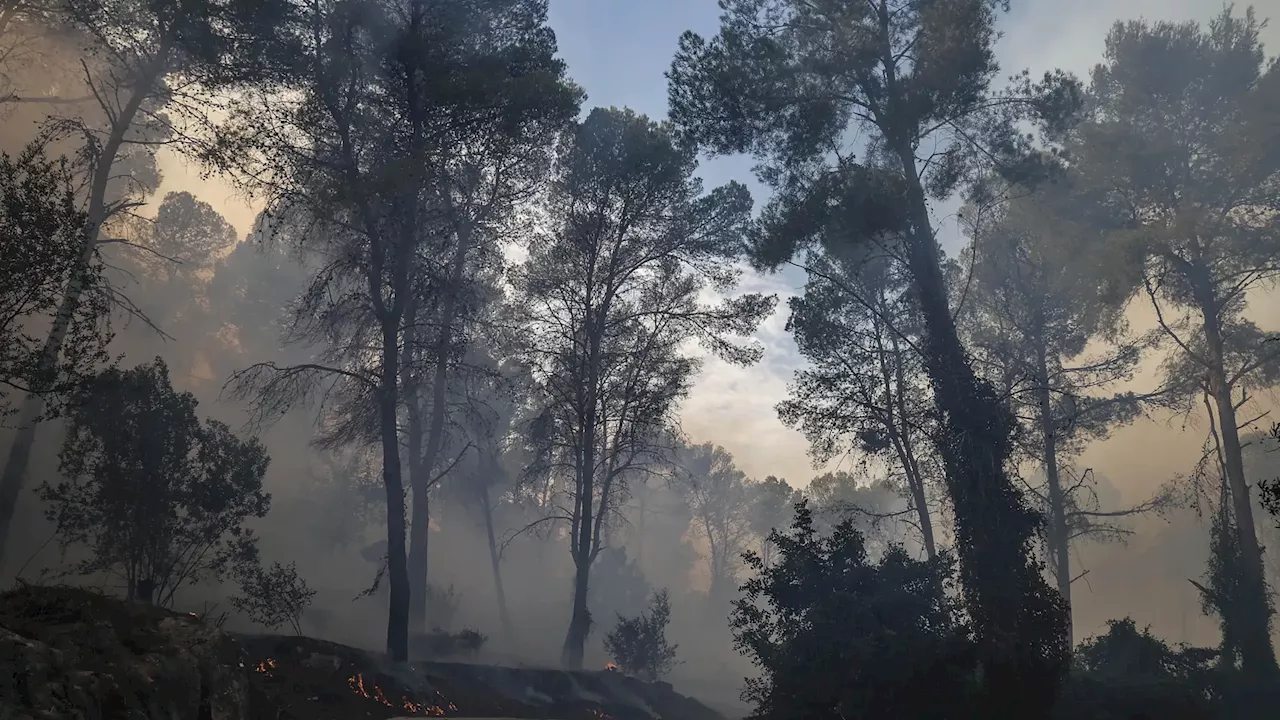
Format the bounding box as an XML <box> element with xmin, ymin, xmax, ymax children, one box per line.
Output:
<box><xmin>0</xmin><ymin>583</ymin><xmax>724</xmax><ymax>720</ymax></box>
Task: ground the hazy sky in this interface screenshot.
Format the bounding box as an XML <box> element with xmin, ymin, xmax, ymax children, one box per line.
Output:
<box><xmin>159</xmin><ymin>0</ymin><xmax>1280</xmax><ymax>487</ymax></box>
<box><xmin>547</xmin><ymin>0</ymin><xmax>1280</xmax><ymax>486</ymax></box>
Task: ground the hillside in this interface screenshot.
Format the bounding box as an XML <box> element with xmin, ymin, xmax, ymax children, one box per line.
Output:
<box><xmin>0</xmin><ymin>584</ymin><xmax>725</xmax><ymax>720</ymax></box>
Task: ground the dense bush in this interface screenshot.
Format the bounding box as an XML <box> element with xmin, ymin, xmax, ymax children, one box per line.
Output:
<box><xmin>1049</xmin><ymin>618</ymin><xmax>1219</xmax><ymax>719</ymax></box>
<box><xmin>39</xmin><ymin>359</ymin><xmax>271</xmax><ymax>608</ymax></box>
<box><xmin>727</xmin><ymin>503</ymin><xmax>1250</xmax><ymax>720</ymax></box>
<box><xmin>730</xmin><ymin>503</ymin><xmax>978</xmax><ymax>720</ymax></box>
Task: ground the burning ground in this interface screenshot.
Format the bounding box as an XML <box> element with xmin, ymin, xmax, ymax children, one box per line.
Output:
<box><xmin>238</xmin><ymin>633</ymin><xmax>722</xmax><ymax>720</ymax></box>
<box><xmin>0</xmin><ymin>584</ymin><xmax>724</xmax><ymax>720</ymax></box>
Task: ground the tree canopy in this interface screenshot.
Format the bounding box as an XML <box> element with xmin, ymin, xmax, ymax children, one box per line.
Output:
<box><xmin>39</xmin><ymin>358</ymin><xmax>271</xmax><ymax>607</ymax></box>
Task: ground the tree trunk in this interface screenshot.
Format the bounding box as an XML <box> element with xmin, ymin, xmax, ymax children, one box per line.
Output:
<box><xmin>636</xmin><ymin>487</ymin><xmax>646</xmax><ymax>568</ymax></box>
<box><xmin>1034</xmin><ymin>347</ymin><xmax>1073</xmax><ymax>646</ymax></box>
<box><xmin>396</xmin><ymin>0</ymin><xmax>430</xmax><ymax>649</ymax></box>
<box><xmin>889</xmin><ymin>330</ymin><xmax>936</xmax><ymax>559</ymax></box>
<box><xmin>405</xmin><ymin>386</ymin><xmax>429</xmax><ymax>635</ymax></box>
<box><xmin>380</xmin><ymin>322</ymin><xmax>411</xmax><ymax>662</ymax></box>
<box><xmin>892</xmin><ymin>138</ymin><xmax>1066</xmax><ymax>712</ymax></box>
<box><xmin>562</xmin><ymin>307</ymin><xmax>604</xmax><ymax>670</ymax></box>
<box><xmin>899</xmin><ymin>446</ymin><xmax>936</xmax><ymax>559</ymax></box>
<box><xmin>562</xmin><ymin>552</ymin><xmax>592</xmax><ymax>669</ymax></box>
<box><xmin>407</xmin><ymin>222</ymin><xmax>471</xmax><ymax>633</ymax></box>
<box><xmin>137</xmin><ymin>578</ymin><xmax>156</xmax><ymax>605</ymax></box>
<box><xmin>561</xmin><ymin>444</ymin><xmax>597</xmax><ymax>669</ymax></box>
<box><xmin>0</xmin><ymin>53</ymin><xmax>165</xmax><ymax>563</ymax></box>
<box><xmin>562</xmin><ymin>456</ymin><xmax>596</xmax><ymax>669</ymax></box>
<box><xmin>1199</xmin><ymin>300</ymin><xmax>1278</xmax><ymax>681</ymax></box>
<box><xmin>478</xmin><ymin>484</ymin><xmax>514</xmax><ymax>641</ymax></box>
<box><xmin>401</xmin><ymin>295</ymin><xmax>430</xmax><ymax>635</ymax></box>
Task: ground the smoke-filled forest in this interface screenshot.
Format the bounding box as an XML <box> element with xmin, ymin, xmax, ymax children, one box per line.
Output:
<box><xmin>1</xmin><ymin>0</ymin><xmax>1280</xmax><ymax>718</ymax></box>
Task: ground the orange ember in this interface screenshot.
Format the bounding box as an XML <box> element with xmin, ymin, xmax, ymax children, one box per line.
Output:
<box><xmin>604</xmin><ymin>662</ymin><xmax>617</xmax><ymax>671</ymax></box>
<box><xmin>347</xmin><ymin>673</ymin><xmax>456</xmax><ymax>716</ymax></box>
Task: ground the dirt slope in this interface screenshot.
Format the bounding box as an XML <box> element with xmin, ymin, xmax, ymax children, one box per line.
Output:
<box><xmin>0</xmin><ymin>584</ymin><xmax>724</xmax><ymax>720</ymax></box>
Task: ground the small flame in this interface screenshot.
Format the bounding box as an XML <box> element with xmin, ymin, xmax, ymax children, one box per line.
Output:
<box><xmin>254</xmin><ymin>658</ymin><xmax>277</xmax><ymax>675</ymax></box>
<box><xmin>347</xmin><ymin>673</ymin><xmax>454</xmax><ymax>716</ymax></box>
<box><xmin>604</xmin><ymin>662</ymin><xmax>617</xmax><ymax>671</ymax></box>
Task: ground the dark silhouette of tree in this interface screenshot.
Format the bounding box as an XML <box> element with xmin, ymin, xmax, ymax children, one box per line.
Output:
<box><xmin>37</xmin><ymin>358</ymin><xmax>270</xmax><ymax>607</ymax></box>
<box><xmin>230</xmin><ymin>560</ymin><xmax>316</xmax><ymax>635</ymax></box>
<box><xmin>731</xmin><ymin>502</ymin><xmax>973</xmax><ymax>720</ymax></box>
<box><xmin>667</xmin><ymin>2</ymin><xmax>1078</xmax><ymax>708</ymax></box>
<box><xmin>514</xmin><ymin>106</ymin><xmax>774</xmax><ymax>669</ymax></box>
<box><xmin>604</xmin><ymin>588</ymin><xmax>679</xmax><ymax>682</ymax></box>
<box><xmin>1193</xmin><ymin>479</ymin><xmax>1252</xmax><ymax>674</ymax></box>
<box><xmin>0</xmin><ymin>0</ymin><xmax>288</xmax><ymax>566</ymax></box>
<box><xmin>0</xmin><ymin>141</ymin><xmax>109</xmax><ymax>419</ymax></box>
<box><xmin>778</xmin><ymin>243</ymin><xmax>940</xmax><ymax>557</ymax></box>
<box><xmin>1064</xmin><ymin>618</ymin><xmax>1219</xmax><ymax>719</ymax></box>
<box><xmin>221</xmin><ymin>0</ymin><xmax>578</xmax><ymax>662</ymax></box>
<box><xmin>390</xmin><ymin>48</ymin><xmax>579</xmax><ymax>636</ymax></box>
<box><xmin>746</xmin><ymin>475</ymin><xmax>796</xmax><ymax>568</ymax></box>
<box><xmin>136</xmin><ymin>191</ymin><xmax>238</xmax><ymax>283</ymax></box>
<box><xmin>674</xmin><ymin>442</ymin><xmax>753</xmax><ymax>604</ymax></box>
<box><xmin>803</xmin><ymin>470</ymin><xmax>913</xmax><ymax>556</ymax></box>
<box><xmin>113</xmin><ymin>191</ymin><xmax>240</xmax><ymax>376</ymax></box>
<box><xmin>1066</xmin><ymin>7</ymin><xmax>1280</xmax><ymax>681</ymax></box>
<box><xmin>590</xmin><ymin>546</ymin><xmax>651</xmax><ymax>624</ymax></box>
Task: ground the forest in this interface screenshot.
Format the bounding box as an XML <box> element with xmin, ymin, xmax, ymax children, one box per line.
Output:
<box><xmin>0</xmin><ymin>0</ymin><xmax>1279</xmax><ymax>718</ymax></box>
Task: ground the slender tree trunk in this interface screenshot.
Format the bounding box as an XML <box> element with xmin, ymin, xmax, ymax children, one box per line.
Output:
<box><xmin>899</xmin><ymin>446</ymin><xmax>936</xmax><ymax>559</ymax></box>
<box><xmin>563</xmin><ymin>551</ymin><xmax>592</xmax><ymax>669</ymax></box>
<box><xmin>560</xmin><ymin>461</ymin><xmax>593</xmax><ymax>666</ymax></box>
<box><xmin>402</xmin><ymin>294</ymin><xmax>430</xmax><ymax>637</ymax></box>
<box><xmin>888</xmin><ymin>330</ymin><xmax>936</xmax><ymax>559</ymax></box>
<box><xmin>478</xmin><ymin>484</ymin><xmax>514</xmax><ymax>641</ymax></box>
<box><xmin>396</xmin><ymin>0</ymin><xmax>430</xmax><ymax>648</ymax></box>
<box><xmin>563</xmin><ymin>448</ymin><xmax>596</xmax><ymax>668</ymax></box>
<box><xmin>381</xmin><ymin>323</ymin><xmax>411</xmax><ymax>662</ymax></box>
<box><xmin>137</xmin><ymin>578</ymin><xmax>156</xmax><ymax>605</ymax></box>
<box><xmin>407</xmin><ymin>222</ymin><xmax>471</xmax><ymax>632</ymax></box>
<box><xmin>562</xmin><ymin>310</ymin><xmax>604</xmax><ymax>670</ymax></box>
<box><xmin>1199</xmin><ymin>299</ymin><xmax>1278</xmax><ymax>681</ymax></box>
<box><xmin>405</xmin><ymin>382</ymin><xmax>429</xmax><ymax>635</ymax></box>
<box><xmin>636</xmin><ymin>486</ymin><xmax>646</xmax><ymax>568</ymax></box>
<box><xmin>1034</xmin><ymin>347</ymin><xmax>1073</xmax><ymax>646</ymax></box>
<box><xmin>0</xmin><ymin>53</ymin><xmax>165</xmax><ymax>562</ymax></box>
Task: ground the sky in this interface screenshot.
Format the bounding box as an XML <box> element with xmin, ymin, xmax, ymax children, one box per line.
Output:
<box><xmin>158</xmin><ymin>0</ymin><xmax>1280</xmax><ymax>488</ymax></box>
<box><xmin>547</xmin><ymin>0</ymin><xmax>1280</xmax><ymax>486</ymax></box>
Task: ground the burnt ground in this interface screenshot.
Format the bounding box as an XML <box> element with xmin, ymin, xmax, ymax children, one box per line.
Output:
<box><xmin>237</xmin><ymin>633</ymin><xmax>723</xmax><ymax>720</ymax></box>
<box><xmin>0</xmin><ymin>583</ymin><xmax>724</xmax><ymax>720</ymax></box>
